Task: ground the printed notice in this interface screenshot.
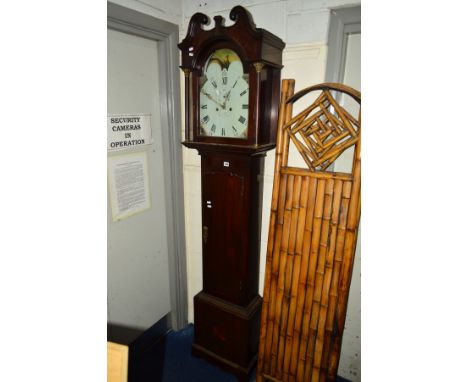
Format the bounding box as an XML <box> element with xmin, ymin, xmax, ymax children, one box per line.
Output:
<box><xmin>108</xmin><ymin>152</ymin><xmax>151</xmax><ymax>222</ymax></box>
<box><xmin>108</xmin><ymin>114</ymin><xmax>152</xmax><ymax>151</ymax></box>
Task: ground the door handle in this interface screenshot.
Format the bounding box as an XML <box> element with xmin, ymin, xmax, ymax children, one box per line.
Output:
<box><xmin>203</xmin><ymin>226</ymin><xmax>208</xmax><ymax>244</ymax></box>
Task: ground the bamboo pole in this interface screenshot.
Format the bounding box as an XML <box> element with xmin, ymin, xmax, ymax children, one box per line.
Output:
<box><xmin>327</xmin><ymin>106</ymin><xmax>359</xmax><ymax>139</ymax></box>
<box><xmin>324</xmin><ymin>90</ymin><xmax>356</xmax><ymax>138</ymax></box>
<box><xmin>287</xmin><ymin>82</ymin><xmax>360</xmax><ymax>106</ymax></box>
<box><xmin>282</xmin><ymin>167</ymin><xmax>352</xmax><ymax>181</ymax></box>
<box><xmin>319</xmin><ymin>179</ymin><xmax>345</xmax><ymax>378</ymax></box>
<box><xmin>282</xmin><ymin>176</ymin><xmax>310</xmax><ymax>380</ymax></box>
<box><xmin>298</xmin><ymin>129</ymin><xmax>320</xmax><ymax>161</ymax></box>
<box><xmin>288</xmin><ymin>177</ymin><xmax>317</xmax><ymax>381</ymax></box>
<box><xmin>327</xmin><ymin>175</ymin><xmax>358</xmax><ymax>380</ymax></box>
<box><xmin>303</xmin><ymin>178</ymin><xmax>335</xmax><ymax>381</ymax></box>
<box><xmin>290</xmin><ymin>99</ymin><xmax>330</xmax><ymax>135</ymax></box>
<box><xmin>258</xmin><ymin>79</ymin><xmax>295</xmax><ymax>380</ymax></box>
<box><xmin>296</xmin><ymin>178</ymin><xmax>326</xmax><ymax>381</ymax></box>
<box><xmin>334</xmin><ymin>99</ymin><xmax>359</xmax><ymax>133</ymax></box>
<box><xmin>324</xmin><ymin>189</ymin><xmax>350</xmax><ymax>379</ymax></box>
<box><xmin>318</xmin><ymin>150</ymin><xmax>343</xmax><ymax>172</ymax></box>
<box><xmin>315</xmin><ymin>118</ymin><xmax>333</xmax><ymax>147</ymax></box>
<box><xmin>283</xmin><ymin>92</ymin><xmax>327</xmax><ymax>132</ymax></box>
<box><xmin>281</xmin><ymin>84</ymin><xmax>296</xmax><ymax>169</ymax></box>
<box><xmin>264</xmin><ymin>173</ymin><xmax>289</xmax><ymax>376</ymax></box>
<box><xmin>271</xmin><ymin>174</ymin><xmax>295</xmax><ymax>374</ymax></box>
<box><xmin>319</xmin><ymin>102</ymin><xmax>343</xmax><ymax>137</ymax></box>
<box><xmin>320</xmin><ymin>130</ymin><xmax>354</xmax><ymax>152</ymax></box>
<box><xmin>276</xmin><ymin>175</ymin><xmax>303</xmax><ymax>379</ymax></box>
<box><xmin>262</xmin><ymin>84</ymin><xmax>296</xmax><ymax>371</ymax></box>
<box><xmin>312</xmin><ymin>179</ymin><xmax>344</xmax><ymax>381</ymax></box>
<box><xmin>288</xmin><ymin>132</ymin><xmax>315</xmax><ymax>170</ymax></box>
<box><xmin>313</xmin><ymin>136</ymin><xmax>358</xmax><ymax>168</ymax></box>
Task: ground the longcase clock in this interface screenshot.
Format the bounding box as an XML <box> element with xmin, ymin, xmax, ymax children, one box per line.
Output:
<box><xmin>178</xmin><ymin>6</ymin><xmax>285</xmax><ymax>381</ymax></box>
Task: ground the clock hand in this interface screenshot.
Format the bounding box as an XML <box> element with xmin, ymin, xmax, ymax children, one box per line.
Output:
<box><xmin>222</xmin><ymin>77</ymin><xmax>240</xmax><ymax>108</ymax></box>
<box><xmin>201</xmin><ymin>89</ymin><xmax>225</xmax><ymax>109</ymax></box>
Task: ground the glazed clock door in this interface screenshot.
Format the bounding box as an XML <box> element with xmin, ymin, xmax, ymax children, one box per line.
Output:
<box><xmin>199</xmin><ymin>49</ymin><xmax>249</xmax><ymax>139</ymax></box>
<box><xmin>201</xmin><ymin>161</ymin><xmax>247</xmax><ymax>304</ymax></box>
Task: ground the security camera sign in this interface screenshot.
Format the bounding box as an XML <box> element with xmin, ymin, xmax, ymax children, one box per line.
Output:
<box><xmin>107</xmin><ymin>114</ymin><xmax>152</xmax><ymax>150</ymax></box>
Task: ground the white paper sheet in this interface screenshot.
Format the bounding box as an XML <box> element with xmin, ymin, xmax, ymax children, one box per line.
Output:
<box><xmin>108</xmin><ymin>114</ymin><xmax>152</xmax><ymax>151</ymax></box>
<box><xmin>108</xmin><ymin>152</ymin><xmax>151</xmax><ymax>221</ymax></box>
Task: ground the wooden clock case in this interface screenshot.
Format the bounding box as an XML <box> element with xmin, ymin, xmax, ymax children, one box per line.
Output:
<box><xmin>178</xmin><ymin>6</ymin><xmax>285</xmax><ymax>381</ymax></box>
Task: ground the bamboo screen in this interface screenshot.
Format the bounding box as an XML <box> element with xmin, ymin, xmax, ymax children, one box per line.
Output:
<box><xmin>257</xmin><ymin>80</ymin><xmax>361</xmax><ymax>382</ymax></box>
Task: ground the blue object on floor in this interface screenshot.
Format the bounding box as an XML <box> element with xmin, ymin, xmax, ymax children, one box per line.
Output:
<box><xmin>130</xmin><ymin>324</ymin><xmax>351</xmax><ymax>382</ymax></box>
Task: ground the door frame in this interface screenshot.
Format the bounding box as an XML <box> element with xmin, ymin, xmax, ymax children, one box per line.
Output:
<box><xmin>107</xmin><ymin>2</ymin><xmax>187</xmax><ymax>330</ymax></box>
<box><xmin>325</xmin><ymin>5</ymin><xmax>361</xmax><ymax>84</ymax></box>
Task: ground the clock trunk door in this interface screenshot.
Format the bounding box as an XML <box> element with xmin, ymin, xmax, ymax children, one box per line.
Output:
<box><xmin>201</xmin><ymin>164</ymin><xmax>247</xmax><ymax>304</ymax></box>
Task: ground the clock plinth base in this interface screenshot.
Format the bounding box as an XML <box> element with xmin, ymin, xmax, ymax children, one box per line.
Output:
<box><xmin>192</xmin><ymin>292</ymin><xmax>262</xmax><ymax>381</ymax></box>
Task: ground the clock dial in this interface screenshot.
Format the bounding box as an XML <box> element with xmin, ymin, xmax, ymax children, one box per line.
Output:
<box><xmin>199</xmin><ymin>49</ymin><xmax>249</xmax><ymax>138</ymax></box>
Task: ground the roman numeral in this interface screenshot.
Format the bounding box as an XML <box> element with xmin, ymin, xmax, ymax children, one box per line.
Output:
<box><xmin>211</xmin><ymin>80</ymin><xmax>217</xmax><ymax>88</ymax></box>
<box><xmin>222</xmin><ymin>77</ymin><xmax>227</xmax><ymax>85</ymax></box>
<box><xmin>232</xmin><ymin>126</ymin><xmax>238</xmax><ymax>135</ymax></box>
<box><xmin>221</xmin><ymin>128</ymin><xmax>226</xmax><ymax>136</ymax></box>
<box><xmin>240</xmin><ymin>88</ymin><xmax>248</xmax><ymax>96</ymax></box>
<box><xmin>201</xmin><ymin>104</ymin><xmax>207</xmax><ymax>109</ymax></box>
<box><xmin>211</xmin><ymin>124</ymin><xmax>216</xmax><ymax>133</ymax></box>
<box><xmin>242</xmin><ymin>104</ymin><xmax>248</xmax><ymax>109</ymax></box>
<box><xmin>202</xmin><ymin>115</ymin><xmax>209</xmax><ymax>123</ymax></box>
<box><xmin>238</xmin><ymin>116</ymin><xmax>246</xmax><ymax>124</ymax></box>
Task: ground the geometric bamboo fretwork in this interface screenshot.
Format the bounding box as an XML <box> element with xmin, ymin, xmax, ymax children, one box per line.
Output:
<box><xmin>257</xmin><ymin>80</ymin><xmax>361</xmax><ymax>382</ymax></box>
<box><xmin>284</xmin><ymin>84</ymin><xmax>360</xmax><ymax>172</ymax></box>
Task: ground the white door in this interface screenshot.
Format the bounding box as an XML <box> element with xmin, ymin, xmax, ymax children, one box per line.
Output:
<box><xmin>107</xmin><ymin>29</ymin><xmax>171</xmax><ymax>330</ymax></box>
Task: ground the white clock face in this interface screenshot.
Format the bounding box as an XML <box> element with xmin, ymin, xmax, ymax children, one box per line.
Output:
<box><xmin>199</xmin><ymin>49</ymin><xmax>249</xmax><ymax>138</ymax></box>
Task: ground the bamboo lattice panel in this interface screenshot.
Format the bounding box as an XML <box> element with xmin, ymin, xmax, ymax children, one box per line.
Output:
<box><xmin>257</xmin><ymin>81</ymin><xmax>361</xmax><ymax>382</ymax></box>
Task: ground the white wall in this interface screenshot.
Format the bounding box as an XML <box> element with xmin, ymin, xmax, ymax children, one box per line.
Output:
<box><xmin>109</xmin><ymin>0</ymin><xmax>182</xmax><ymax>25</ymax></box>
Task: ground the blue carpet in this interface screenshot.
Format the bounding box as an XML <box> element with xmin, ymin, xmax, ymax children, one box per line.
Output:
<box><xmin>130</xmin><ymin>324</ymin><xmax>351</xmax><ymax>382</ymax></box>
<box><xmin>161</xmin><ymin>324</ymin><xmax>243</xmax><ymax>382</ymax></box>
